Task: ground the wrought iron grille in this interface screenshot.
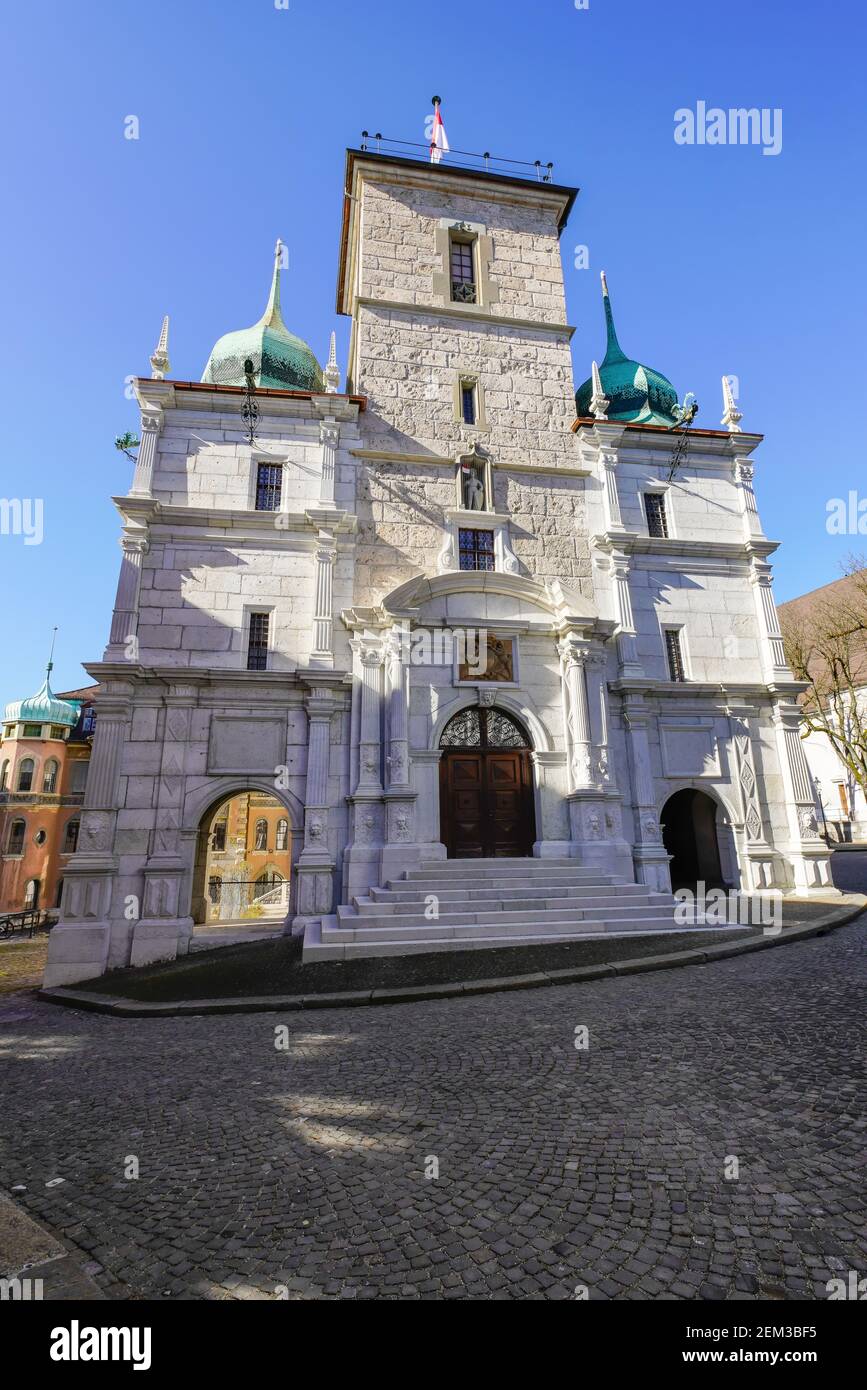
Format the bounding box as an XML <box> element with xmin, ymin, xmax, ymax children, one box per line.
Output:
<box><xmin>247</xmin><ymin>612</ymin><xmax>270</xmax><ymax>671</ymax></box>
<box><xmin>440</xmin><ymin>707</ymin><xmax>529</xmax><ymax>749</ymax></box>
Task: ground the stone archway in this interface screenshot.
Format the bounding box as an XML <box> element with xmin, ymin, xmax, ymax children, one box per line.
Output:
<box><xmin>438</xmin><ymin>705</ymin><xmax>536</xmax><ymax>858</ymax></box>
<box><xmin>189</xmin><ymin>787</ymin><xmax>298</xmax><ymax>927</ymax></box>
<box><xmin>660</xmin><ymin>788</ymin><xmax>728</xmax><ymax>890</ymax></box>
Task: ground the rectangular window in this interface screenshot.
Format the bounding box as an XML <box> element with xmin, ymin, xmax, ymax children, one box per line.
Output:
<box><xmin>664</xmin><ymin>628</ymin><xmax>686</xmax><ymax>682</ymax></box>
<box><xmin>50</xmin><ymin>725</ymin><xmax>67</xmax><ymax>740</ymax></box>
<box><xmin>211</xmin><ymin>822</ymin><xmax>227</xmax><ymax>852</ymax></box>
<box><xmin>255</xmin><ymin>462</ymin><xmax>283</xmax><ymax>511</ymax></box>
<box><xmin>460</xmin><ymin>381</ymin><xmax>477</xmax><ymax>425</ymax></box>
<box><xmin>247</xmin><ymin>612</ymin><xmax>270</xmax><ymax>670</ymax></box>
<box><xmin>23</xmin><ymin>724</ymin><xmax>42</xmax><ymax>738</ymax></box>
<box><xmin>450</xmin><ymin>237</ymin><xmax>476</xmax><ymax>303</ymax></box>
<box><xmin>70</xmin><ymin>761</ymin><xmax>89</xmax><ymax>793</ymax></box>
<box><xmin>63</xmin><ymin>820</ymin><xmax>79</xmax><ymax>853</ymax></box>
<box><xmin>644</xmin><ymin>493</ymin><xmax>669</xmax><ymax>538</ymax></box>
<box><xmin>458</xmin><ymin>528</ymin><xmax>495</xmax><ymax>572</ymax></box>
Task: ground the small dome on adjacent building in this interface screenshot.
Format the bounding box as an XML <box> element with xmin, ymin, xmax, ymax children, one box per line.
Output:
<box><xmin>4</xmin><ymin>668</ymin><xmax>78</xmax><ymax>727</ymax></box>
<box><xmin>201</xmin><ymin>239</ymin><xmax>324</xmax><ymax>392</ymax></box>
<box><xmin>576</xmin><ymin>273</ymin><xmax>679</xmax><ymax>427</ymax></box>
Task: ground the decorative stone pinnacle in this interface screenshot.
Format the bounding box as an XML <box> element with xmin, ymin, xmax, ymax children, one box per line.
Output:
<box><xmin>324</xmin><ymin>330</ymin><xmax>340</xmax><ymax>393</ymax></box>
<box><xmin>721</xmin><ymin>375</ymin><xmax>743</xmax><ymax>432</ymax></box>
<box><xmin>149</xmin><ymin>315</ymin><xmax>170</xmax><ymax>379</ymax></box>
<box><xmin>589</xmin><ymin>360</ymin><xmax>609</xmax><ymax>420</ymax></box>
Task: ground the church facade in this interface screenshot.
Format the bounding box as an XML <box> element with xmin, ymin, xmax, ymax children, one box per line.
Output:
<box><xmin>44</xmin><ymin>145</ymin><xmax>832</xmax><ymax>985</ymax></box>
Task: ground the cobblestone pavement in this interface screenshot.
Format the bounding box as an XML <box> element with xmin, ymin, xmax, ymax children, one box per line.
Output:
<box><xmin>0</xmin><ymin>916</ymin><xmax>865</xmax><ymax>1301</ymax></box>
<box><xmin>0</xmin><ymin>937</ymin><xmax>48</xmax><ymax>995</ymax></box>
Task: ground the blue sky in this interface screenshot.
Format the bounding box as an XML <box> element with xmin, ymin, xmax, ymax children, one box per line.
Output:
<box><xmin>1</xmin><ymin>0</ymin><xmax>865</xmax><ymax>697</ymax></box>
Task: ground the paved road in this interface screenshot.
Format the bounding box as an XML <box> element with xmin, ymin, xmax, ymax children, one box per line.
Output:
<box><xmin>1</xmin><ymin>912</ymin><xmax>865</xmax><ymax>1301</ymax></box>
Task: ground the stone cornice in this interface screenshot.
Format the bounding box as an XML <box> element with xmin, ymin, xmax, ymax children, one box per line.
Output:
<box><xmin>134</xmin><ymin>379</ymin><xmax>365</xmax><ymax>419</ymax></box>
<box><xmin>592</xmin><ymin>531</ymin><xmax>779</xmax><ymax>563</ymax></box>
<box><xmin>111</xmin><ymin>498</ymin><xmax>357</xmax><ymax>542</ymax></box>
<box><xmin>609</xmin><ymin>678</ymin><xmax>808</xmax><ymax>701</ymax></box>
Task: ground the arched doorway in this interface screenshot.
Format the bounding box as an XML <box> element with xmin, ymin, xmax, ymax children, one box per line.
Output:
<box><xmin>439</xmin><ymin>706</ymin><xmax>536</xmax><ymax>858</ymax></box>
<box><xmin>190</xmin><ymin>791</ymin><xmax>294</xmax><ymax>924</ymax></box>
<box><xmin>661</xmin><ymin>789</ymin><xmax>725</xmax><ymax>890</ymax></box>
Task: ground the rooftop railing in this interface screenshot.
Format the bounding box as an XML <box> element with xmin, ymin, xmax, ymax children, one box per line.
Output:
<box><xmin>357</xmin><ymin>132</ymin><xmax>556</xmax><ymax>183</ymax></box>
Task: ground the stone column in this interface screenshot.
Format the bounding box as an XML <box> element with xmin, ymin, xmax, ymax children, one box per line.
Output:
<box><xmin>610</xmin><ymin>551</ymin><xmax>643</xmax><ymax>677</ymax></box>
<box><xmin>600</xmin><ymin>447</ymin><xmax>625</xmax><ymax>530</ymax></box>
<box><xmin>106</xmin><ymin>532</ymin><xmax>148</xmax><ymax>657</ymax></box>
<box><xmin>382</xmin><ymin>624</ymin><xmax>419</xmax><ymax>878</ymax></box>
<box><xmin>772</xmin><ymin>700</ymin><xmax>832</xmax><ymax>891</ymax></box>
<box><xmin>558</xmin><ymin>635</ymin><xmax>593</xmax><ymax>791</ymax></box>
<box><xmin>131</xmin><ymin>685</ymin><xmax>197</xmax><ymax>965</ymax></box>
<box><xmin>309</xmin><ymin>529</ymin><xmax>337</xmax><ymax>669</ymax></box>
<box><xmin>585</xmin><ymin>649</ymin><xmax>613</xmax><ymax>785</ymax></box>
<box><xmin>386</xmin><ymin>624</ymin><xmax>410</xmax><ymax>792</ymax></box>
<box><xmin>319</xmin><ymin>417</ymin><xmax>339</xmax><ymax>508</ymax></box>
<box><xmin>44</xmin><ymin>686</ymin><xmax>132</xmax><ymax>987</ymax></box>
<box><xmin>356</xmin><ymin>636</ymin><xmax>385</xmax><ymax>795</ymax></box>
<box><xmin>622</xmin><ymin>695</ymin><xmax>671</xmax><ymax>891</ymax></box>
<box><xmin>129</xmin><ymin>409</ymin><xmax>162</xmax><ymax>498</ymax></box>
<box><xmin>727</xmin><ymin>702</ymin><xmax>778</xmax><ymax>891</ymax></box>
<box><xmin>294</xmin><ymin>683</ymin><xmax>339</xmax><ymax>924</ymax></box>
<box><xmin>750</xmin><ymin>560</ymin><xmax>791</xmax><ymax>682</ymax></box>
<box><xmin>343</xmin><ymin>635</ymin><xmax>387</xmax><ymax>901</ymax></box>
<box><xmin>734</xmin><ymin>458</ymin><xmax>764</xmax><ymax>540</ymax></box>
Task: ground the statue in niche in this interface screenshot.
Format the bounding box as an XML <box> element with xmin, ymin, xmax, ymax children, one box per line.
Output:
<box><xmin>461</xmin><ymin>464</ymin><xmax>486</xmax><ymax>511</ymax></box>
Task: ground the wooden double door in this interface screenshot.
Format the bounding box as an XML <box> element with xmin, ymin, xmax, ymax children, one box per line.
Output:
<box><xmin>439</xmin><ymin>706</ymin><xmax>536</xmax><ymax>858</ymax></box>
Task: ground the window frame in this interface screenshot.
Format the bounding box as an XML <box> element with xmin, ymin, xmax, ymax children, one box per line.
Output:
<box><xmin>7</xmin><ymin>818</ymin><xmax>26</xmax><ymax>855</ymax></box>
<box><xmin>244</xmin><ymin>608</ymin><xmax>272</xmax><ymax>672</ymax></box>
<box><xmin>449</xmin><ymin>234</ymin><xmax>477</xmax><ymax>304</ymax></box>
<box><xmin>16</xmin><ymin>758</ymin><xmax>35</xmax><ymax>793</ymax></box>
<box><xmin>458</xmin><ymin>527</ymin><xmax>496</xmax><ymax>572</ymax></box>
<box><xmin>42</xmin><ymin>759</ymin><xmax>60</xmax><ymax>794</ymax></box>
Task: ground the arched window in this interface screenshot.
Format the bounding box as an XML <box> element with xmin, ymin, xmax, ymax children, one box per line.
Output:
<box><xmin>7</xmin><ymin>819</ymin><xmax>25</xmax><ymax>855</ymax></box>
<box><xmin>23</xmin><ymin>879</ymin><xmax>40</xmax><ymax>909</ymax></box>
<box><xmin>0</xmin><ymin>758</ymin><xmax>9</xmax><ymax>790</ymax></box>
<box><xmin>275</xmin><ymin>818</ymin><xmax>289</xmax><ymax>851</ymax></box>
<box><xmin>439</xmin><ymin>706</ymin><xmax>530</xmax><ymax>749</ymax></box>
<box><xmin>63</xmin><ymin>819</ymin><xmax>80</xmax><ymax>854</ymax></box>
<box><xmin>42</xmin><ymin>759</ymin><xmax>59</xmax><ymax>793</ymax></box>
<box><xmin>17</xmin><ymin>758</ymin><xmax>35</xmax><ymax>792</ymax></box>
<box><xmin>254</xmin><ymin>818</ymin><xmax>268</xmax><ymax>851</ymax></box>
<box><xmin>55</xmin><ymin>878</ymin><xmax>65</xmax><ymax>908</ymax></box>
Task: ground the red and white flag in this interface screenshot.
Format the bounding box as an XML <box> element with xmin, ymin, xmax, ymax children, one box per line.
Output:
<box><xmin>430</xmin><ymin>99</ymin><xmax>449</xmax><ymax>163</ymax></box>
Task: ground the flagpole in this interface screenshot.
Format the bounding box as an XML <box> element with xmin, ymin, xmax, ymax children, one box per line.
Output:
<box><xmin>430</xmin><ymin>95</ymin><xmax>441</xmax><ymax>163</ymax></box>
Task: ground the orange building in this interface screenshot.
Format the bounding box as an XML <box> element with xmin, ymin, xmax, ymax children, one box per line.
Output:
<box><xmin>0</xmin><ymin>669</ymin><xmax>98</xmax><ymax>914</ymax></box>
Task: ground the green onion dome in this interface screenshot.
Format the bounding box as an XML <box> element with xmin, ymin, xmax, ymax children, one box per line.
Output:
<box><xmin>576</xmin><ymin>273</ymin><xmax>679</xmax><ymax>427</ymax></box>
<box><xmin>201</xmin><ymin>240</ymin><xmax>324</xmax><ymax>392</ymax></box>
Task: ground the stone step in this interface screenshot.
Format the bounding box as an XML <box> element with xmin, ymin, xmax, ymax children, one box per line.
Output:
<box><xmin>367</xmin><ymin>883</ymin><xmax>656</xmax><ymax>907</ymax></box>
<box><xmin>404</xmin><ymin>863</ymin><xmax>607</xmax><ymax>880</ymax></box>
<box><xmin>416</xmin><ymin>857</ymin><xmax>578</xmax><ymax>869</ymax></box>
<box><xmin>355</xmin><ymin>891</ymin><xmax>661</xmax><ymax>917</ymax></box>
<box><xmin>334</xmin><ymin>905</ymin><xmax>678</xmax><ymax>936</ymax></box>
<box><xmin>386</xmin><ymin>872</ymin><xmax>618</xmax><ymax>892</ymax></box>
<box><xmin>303</xmin><ymin>917</ymin><xmax>702</xmax><ymax>960</ymax></box>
